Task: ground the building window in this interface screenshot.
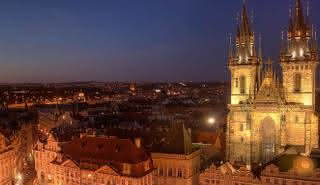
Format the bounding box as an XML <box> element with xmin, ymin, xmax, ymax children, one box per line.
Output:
<box><xmin>246</xmin><ymin>122</ymin><xmax>250</xmax><ymax>130</ymax></box>
<box><xmin>295</xmin><ymin>115</ymin><xmax>299</xmax><ymax>123</ymax></box>
<box><xmin>294</xmin><ymin>73</ymin><xmax>301</xmax><ymax>92</ymax></box>
<box><xmin>266</xmin><ymin>178</ymin><xmax>270</xmax><ymax>183</ymax></box>
<box><xmin>282</xmin><ymin>180</ymin><xmax>286</xmax><ymax>185</ymax></box>
<box><xmin>235</xmin><ymin>78</ymin><xmax>239</xmax><ymax>88</ymax></box>
<box><xmin>177</xmin><ymin>169</ymin><xmax>182</xmax><ymax>178</ymax></box>
<box><xmin>240</xmin><ymin>124</ymin><xmax>244</xmax><ymax>131</ymax></box>
<box><xmin>240</xmin><ymin>76</ymin><xmax>246</xmax><ymax>94</ymax></box>
<box><xmin>159</xmin><ymin>168</ymin><xmax>163</xmax><ymax>176</ymax></box>
<box><xmin>168</xmin><ymin>168</ymin><xmax>172</xmax><ymax>176</ymax></box>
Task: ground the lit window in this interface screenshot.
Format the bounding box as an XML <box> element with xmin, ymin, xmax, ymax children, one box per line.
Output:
<box><xmin>292</xmin><ymin>51</ymin><xmax>297</xmax><ymax>58</ymax></box>
<box><xmin>299</xmin><ymin>48</ymin><xmax>304</xmax><ymax>57</ymax></box>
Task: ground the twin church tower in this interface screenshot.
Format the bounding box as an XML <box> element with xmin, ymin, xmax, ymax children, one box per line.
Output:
<box><xmin>227</xmin><ymin>0</ymin><xmax>319</xmax><ymax>164</ymax></box>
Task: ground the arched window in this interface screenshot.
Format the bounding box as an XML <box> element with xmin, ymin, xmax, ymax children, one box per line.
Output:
<box><xmin>168</xmin><ymin>168</ymin><xmax>172</xmax><ymax>176</ymax></box>
<box><xmin>240</xmin><ymin>76</ymin><xmax>246</xmax><ymax>94</ymax></box>
<box><xmin>294</xmin><ymin>73</ymin><xmax>302</xmax><ymax>92</ymax></box>
<box><xmin>235</xmin><ymin>78</ymin><xmax>239</xmax><ymax>88</ymax></box>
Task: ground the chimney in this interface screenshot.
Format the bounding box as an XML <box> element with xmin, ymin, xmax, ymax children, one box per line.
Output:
<box><xmin>134</xmin><ymin>138</ymin><xmax>141</xmax><ymax>148</ymax></box>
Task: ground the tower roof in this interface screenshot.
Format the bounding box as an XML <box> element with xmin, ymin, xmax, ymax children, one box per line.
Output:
<box><xmin>288</xmin><ymin>0</ymin><xmax>310</xmax><ymax>37</ymax></box>
<box><xmin>237</xmin><ymin>4</ymin><xmax>253</xmax><ymax>37</ymax></box>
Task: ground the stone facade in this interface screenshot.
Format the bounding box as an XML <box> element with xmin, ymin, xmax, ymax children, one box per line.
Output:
<box><xmin>34</xmin><ymin>134</ymin><xmax>153</xmax><ymax>185</ymax></box>
<box><xmin>226</xmin><ymin>0</ymin><xmax>319</xmax><ymax>165</ymax></box>
<box><xmin>152</xmin><ymin>150</ymin><xmax>201</xmax><ymax>185</ymax></box>
<box><xmin>0</xmin><ymin>133</ymin><xmax>17</xmax><ymax>185</ymax></box>
<box><xmin>200</xmin><ymin>162</ymin><xmax>320</xmax><ymax>185</ymax></box>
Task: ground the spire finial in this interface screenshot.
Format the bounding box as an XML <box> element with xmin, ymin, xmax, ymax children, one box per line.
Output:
<box><xmin>228</xmin><ymin>33</ymin><xmax>233</xmax><ymax>58</ymax></box>
<box><xmin>307</xmin><ymin>0</ymin><xmax>310</xmax><ymax>17</ymax></box>
<box><xmin>259</xmin><ymin>34</ymin><xmax>262</xmax><ymax>59</ymax></box>
<box><xmin>267</xmin><ymin>58</ymin><xmax>273</xmax><ymax>73</ymax></box>
<box><xmin>251</xmin><ymin>9</ymin><xmax>254</xmax><ymax>24</ymax></box>
<box><xmin>289</xmin><ymin>2</ymin><xmax>292</xmax><ymax>18</ymax></box>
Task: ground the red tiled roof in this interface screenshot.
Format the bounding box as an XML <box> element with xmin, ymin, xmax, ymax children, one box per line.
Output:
<box><xmin>62</xmin><ymin>136</ymin><xmax>150</xmax><ymax>164</ymax></box>
<box><xmin>60</xmin><ymin>136</ymin><xmax>153</xmax><ymax>177</ymax></box>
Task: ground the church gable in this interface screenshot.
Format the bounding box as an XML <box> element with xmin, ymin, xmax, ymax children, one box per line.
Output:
<box><xmin>255</xmin><ymin>61</ymin><xmax>284</xmax><ymax>104</ymax></box>
<box><xmin>255</xmin><ymin>82</ymin><xmax>282</xmax><ymax>103</ymax></box>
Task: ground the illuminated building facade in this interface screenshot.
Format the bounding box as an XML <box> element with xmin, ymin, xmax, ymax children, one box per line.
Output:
<box><xmin>200</xmin><ymin>156</ymin><xmax>320</xmax><ymax>185</ymax></box>
<box><xmin>151</xmin><ymin>123</ymin><xmax>201</xmax><ymax>185</ymax></box>
<box><xmin>34</xmin><ymin>135</ymin><xmax>153</xmax><ymax>185</ymax></box>
<box><xmin>227</xmin><ymin>0</ymin><xmax>319</xmax><ymax>165</ymax></box>
<box><xmin>0</xmin><ymin>132</ymin><xmax>17</xmax><ymax>185</ymax></box>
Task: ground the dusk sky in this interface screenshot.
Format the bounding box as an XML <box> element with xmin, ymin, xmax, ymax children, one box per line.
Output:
<box><xmin>0</xmin><ymin>0</ymin><xmax>319</xmax><ymax>83</ymax></box>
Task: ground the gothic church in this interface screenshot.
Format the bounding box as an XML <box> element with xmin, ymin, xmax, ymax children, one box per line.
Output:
<box><xmin>227</xmin><ymin>0</ymin><xmax>319</xmax><ymax>165</ymax></box>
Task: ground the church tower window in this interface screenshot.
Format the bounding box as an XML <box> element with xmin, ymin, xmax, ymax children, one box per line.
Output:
<box><xmin>294</xmin><ymin>73</ymin><xmax>301</xmax><ymax>92</ymax></box>
<box><xmin>240</xmin><ymin>124</ymin><xmax>244</xmax><ymax>131</ymax></box>
<box><xmin>240</xmin><ymin>76</ymin><xmax>246</xmax><ymax>94</ymax></box>
<box><xmin>235</xmin><ymin>78</ymin><xmax>239</xmax><ymax>88</ymax></box>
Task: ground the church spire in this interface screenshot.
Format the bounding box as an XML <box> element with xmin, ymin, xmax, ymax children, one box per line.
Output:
<box><xmin>282</xmin><ymin>0</ymin><xmax>313</xmax><ymax>61</ymax></box>
<box><xmin>288</xmin><ymin>0</ymin><xmax>310</xmax><ymax>39</ymax></box>
<box><xmin>239</xmin><ymin>2</ymin><xmax>252</xmax><ymax>37</ymax></box>
<box><xmin>228</xmin><ymin>33</ymin><xmax>233</xmax><ymax>59</ymax></box>
<box><xmin>232</xmin><ymin>1</ymin><xmax>257</xmax><ymax>64</ymax></box>
<box><xmin>259</xmin><ymin>34</ymin><xmax>262</xmax><ymax>59</ymax></box>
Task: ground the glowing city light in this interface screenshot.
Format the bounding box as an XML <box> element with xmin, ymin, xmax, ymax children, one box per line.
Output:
<box><xmin>207</xmin><ymin>117</ymin><xmax>215</xmax><ymax>125</ymax></box>
<box><xmin>299</xmin><ymin>48</ymin><xmax>304</xmax><ymax>57</ymax></box>
<box><xmin>16</xmin><ymin>173</ymin><xmax>22</xmax><ymax>181</ymax></box>
<box><xmin>292</xmin><ymin>51</ymin><xmax>297</xmax><ymax>58</ymax></box>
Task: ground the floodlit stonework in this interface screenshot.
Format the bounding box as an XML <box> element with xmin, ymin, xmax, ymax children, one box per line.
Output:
<box><xmin>0</xmin><ymin>132</ymin><xmax>17</xmax><ymax>185</ymax></box>
<box><xmin>152</xmin><ymin>150</ymin><xmax>201</xmax><ymax>185</ymax></box>
<box><xmin>0</xmin><ymin>122</ymin><xmax>34</xmax><ymax>185</ymax></box>
<box><xmin>199</xmin><ymin>0</ymin><xmax>320</xmax><ymax>184</ymax></box>
<box><xmin>151</xmin><ymin>123</ymin><xmax>201</xmax><ymax>185</ymax></box>
<box><xmin>200</xmin><ymin>161</ymin><xmax>320</xmax><ymax>185</ymax></box>
<box><xmin>226</xmin><ymin>0</ymin><xmax>319</xmax><ymax>165</ymax></box>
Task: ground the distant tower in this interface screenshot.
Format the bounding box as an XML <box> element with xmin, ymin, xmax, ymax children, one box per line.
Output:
<box><xmin>228</xmin><ymin>3</ymin><xmax>262</xmax><ymax>105</ymax></box>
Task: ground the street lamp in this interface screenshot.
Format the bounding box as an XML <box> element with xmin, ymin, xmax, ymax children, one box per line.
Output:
<box><xmin>207</xmin><ymin>117</ymin><xmax>215</xmax><ymax>125</ymax></box>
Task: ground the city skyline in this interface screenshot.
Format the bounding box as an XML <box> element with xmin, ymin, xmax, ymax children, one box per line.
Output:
<box><xmin>0</xmin><ymin>0</ymin><xmax>319</xmax><ymax>83</ymax></box>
